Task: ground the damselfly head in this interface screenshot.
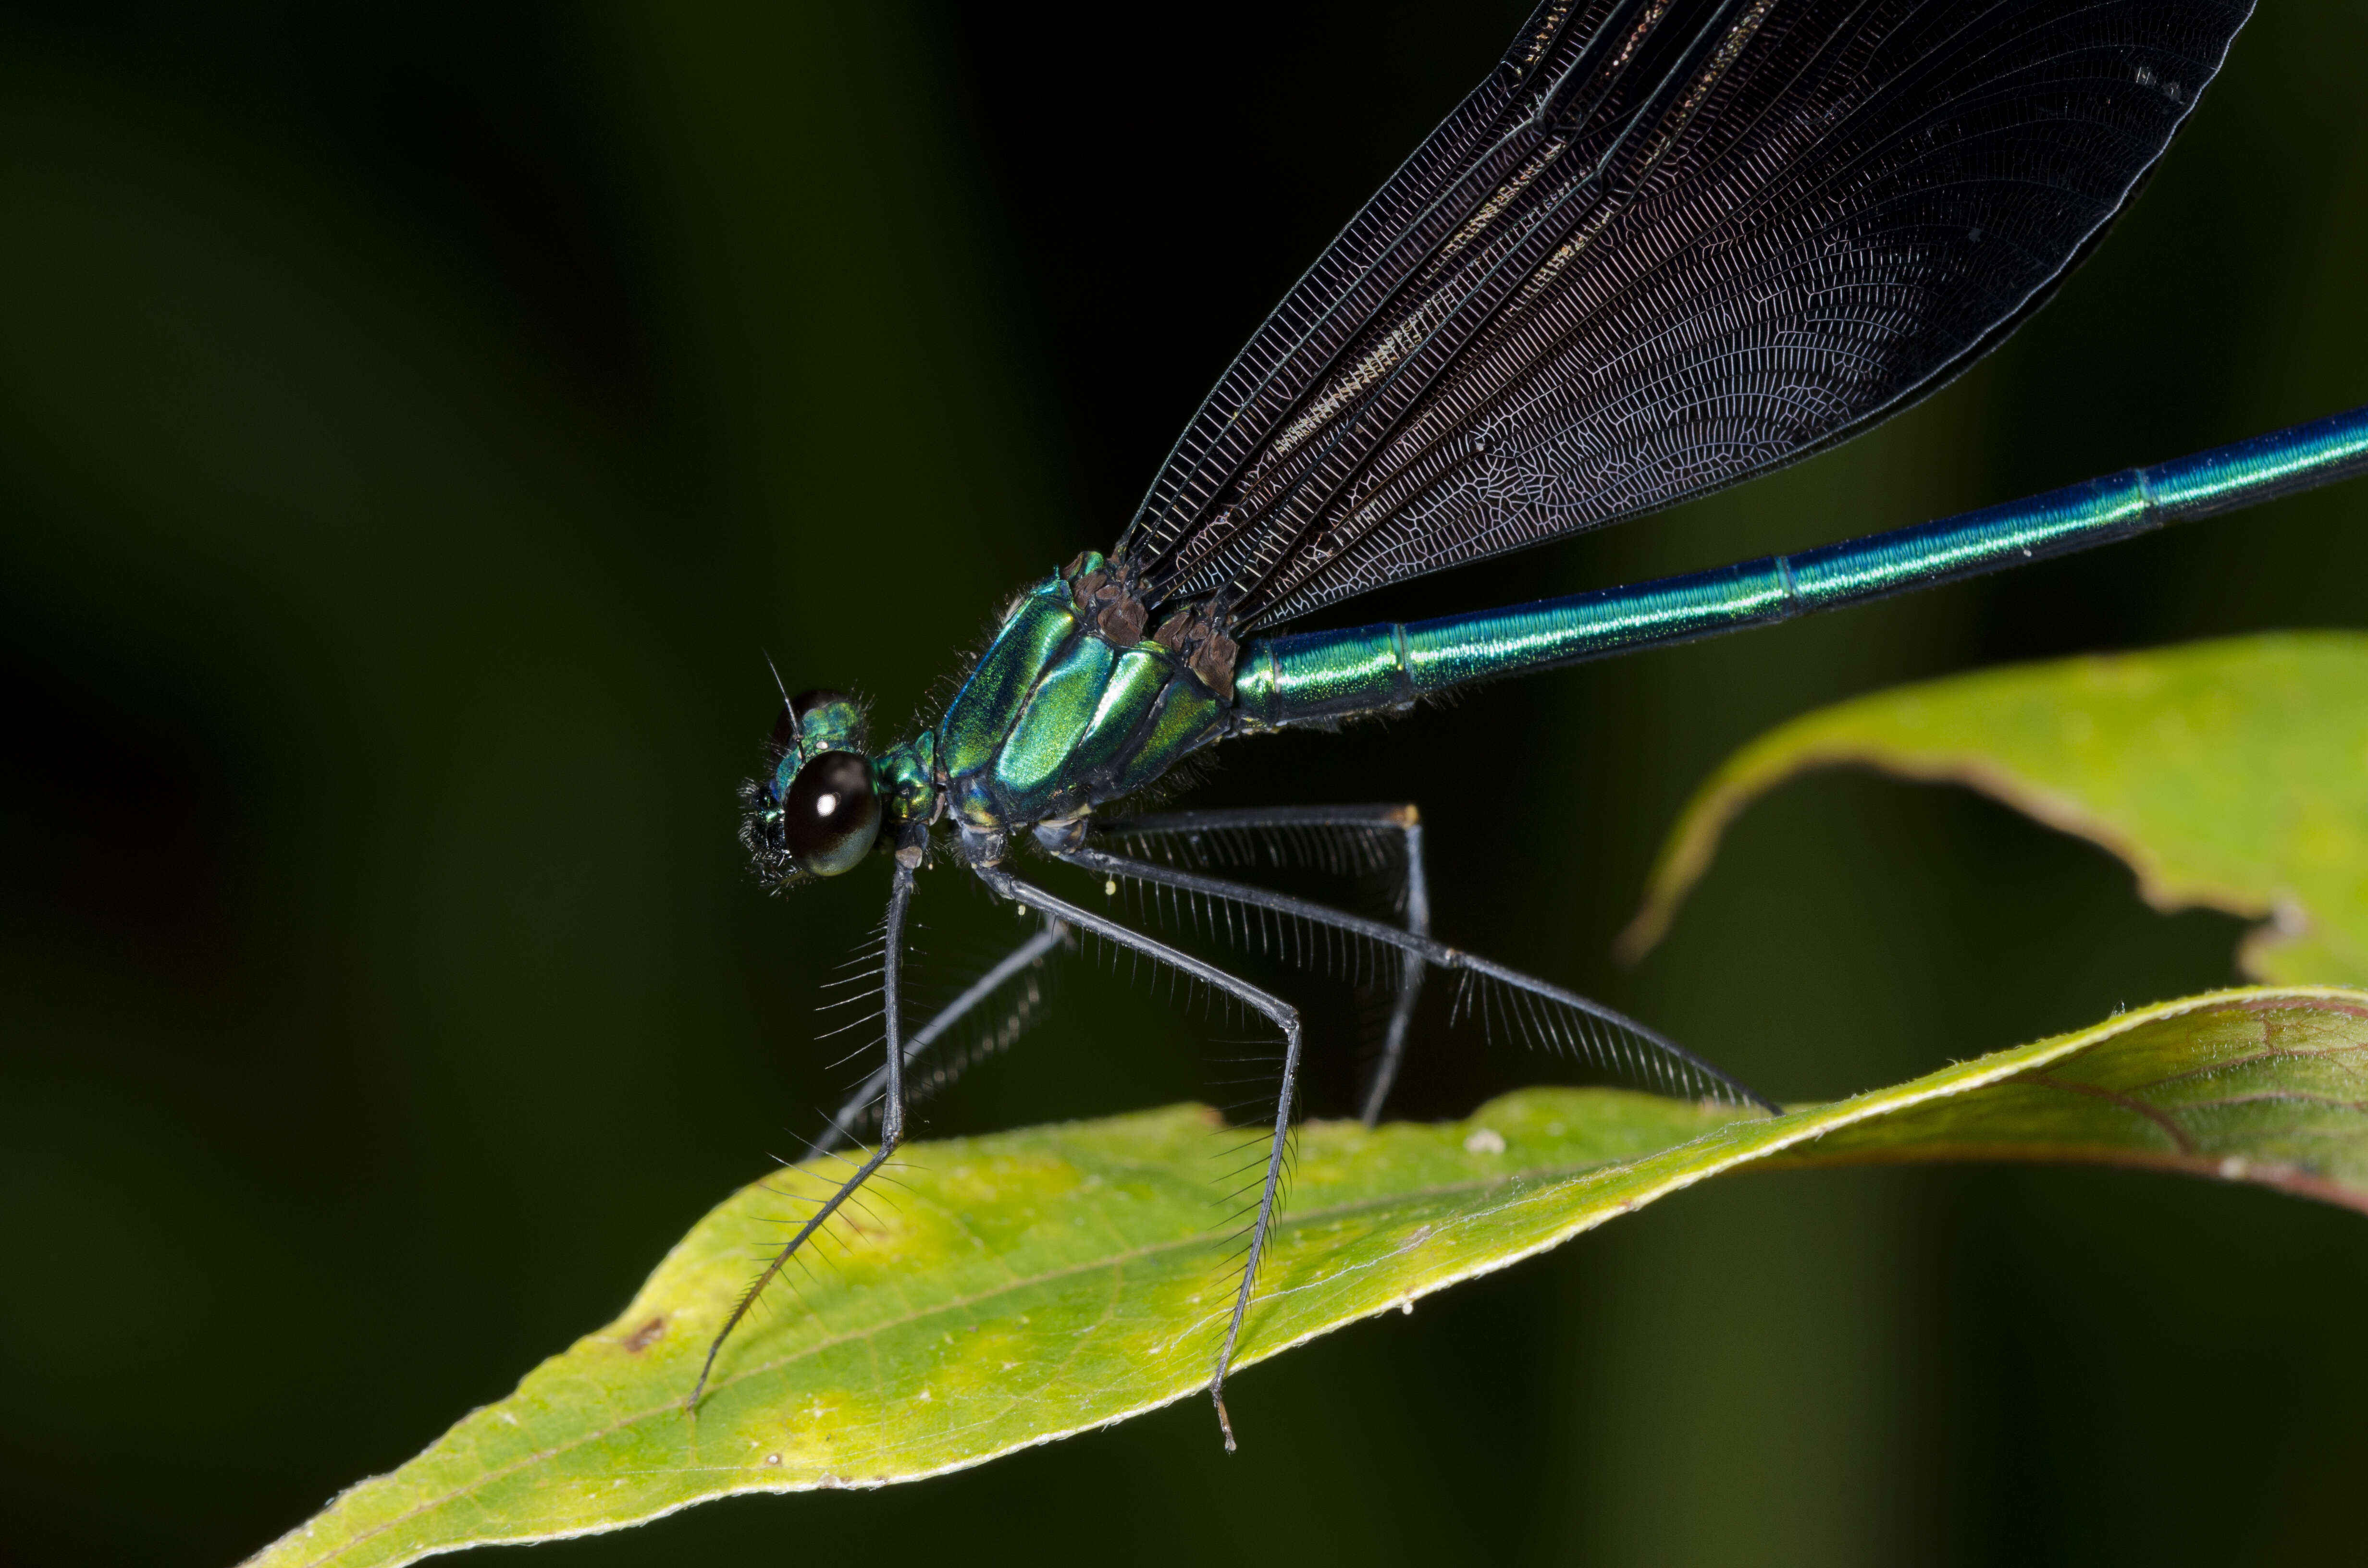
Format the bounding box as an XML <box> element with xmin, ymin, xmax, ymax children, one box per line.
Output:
<box><xmin>738</xmin><ymin>687</ymin><xmax>880</xmax><ymax>889</ymax></box>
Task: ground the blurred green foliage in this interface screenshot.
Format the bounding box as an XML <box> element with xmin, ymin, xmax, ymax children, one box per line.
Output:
<box><xmin>1625</xmin><ymin>634</ymin><xmax>2368</xmax><ymax>981</ymax></box>
<box><xmin>2</xmin><ymin>4</ymin><xmax>2365</xmax><ymax>1566</ymax></box>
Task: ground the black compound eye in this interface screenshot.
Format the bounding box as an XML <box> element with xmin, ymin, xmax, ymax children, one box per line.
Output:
<box><xmin>782</xmin><ymin>750</ymin><xmax>879</xmax><ymax>875</ymax></box>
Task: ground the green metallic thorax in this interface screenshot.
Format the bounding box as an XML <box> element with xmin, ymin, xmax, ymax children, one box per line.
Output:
<box><xmin>894</xmin><ymin>552</ymin><xmax>1225</xmax><ymax>833</ymax></box>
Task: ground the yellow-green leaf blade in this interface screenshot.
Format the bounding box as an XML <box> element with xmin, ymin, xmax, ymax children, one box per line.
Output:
<box><xmin>1616</xmin><ymin>633</ymin><xmax>2368</xmax><ymax>981</ymax></box>
<box><xmin>248</xmin><ymin>986</ymin><xmax>2368</xmax><ymax>1568</ymax></box>
<box><xmin>1769</xmin><ymin>987</ymin><xmax>2368</xmax><ymax>1207</ymax></box>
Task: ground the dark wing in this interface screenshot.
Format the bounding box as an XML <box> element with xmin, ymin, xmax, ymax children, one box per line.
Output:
<box><xmin>1114</xmin><ymin>0</ymin><xmax>2254</xmax><ymax>633</ymax></box>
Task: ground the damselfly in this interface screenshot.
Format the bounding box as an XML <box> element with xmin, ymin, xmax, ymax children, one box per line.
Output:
<box><xmin>694</xmin><ymin>0</ymin><xmax>2367</xmax><ymax>1445</ymax></box>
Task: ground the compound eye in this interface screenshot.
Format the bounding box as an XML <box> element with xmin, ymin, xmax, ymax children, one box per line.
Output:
<box><xmin>782</xmin><ymin>750</ymin><xmax>879</xmax><ymax>875</ymax></box>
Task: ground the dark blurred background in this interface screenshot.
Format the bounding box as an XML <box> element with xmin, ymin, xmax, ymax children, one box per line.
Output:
<box><xmin>4</xmin><ymin>4</ymin><xmax>2366</xmax><ymax>1564</ymax></box>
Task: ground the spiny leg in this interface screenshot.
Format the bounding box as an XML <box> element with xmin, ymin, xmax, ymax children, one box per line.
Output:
<box><xmin>688</xmin><ymin>825</ymin><xmax>926</xmax><ymax>1411</ymax></box>
<box><xmin>1059</xmin><ymin>837</ymin><xmax>1778</xmax><ymax>1115</ymax></box>
<box><xmin>1365</xmin><ymin>812</ymin><xmax>1426</xmax><ymax>1125</ymax></box>
<box><xmin>818</xmin><ymin>915</ymin><xmax>1067</xmax><ymax>1154</ymax></box>
<box><xmin>1098</xmin><ymin>804</ymin><xmax>1431</xmax><ymax>1126</ymax></box>
<box><xmin>971</xmin><ymin>861</ymin><xmax>1299</xmax><ymax>1453</ymax></box>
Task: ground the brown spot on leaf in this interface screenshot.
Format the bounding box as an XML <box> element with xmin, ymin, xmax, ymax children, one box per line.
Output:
<box><xmin>622</xmin><ymin>1315</ymin><xmax>668</xmax><ymax>1353</ymax></box>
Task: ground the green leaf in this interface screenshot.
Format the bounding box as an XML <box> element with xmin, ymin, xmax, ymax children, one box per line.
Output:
<box><xmin>251</xmin><ymin>986</ymin><xmax>2368</xmax><ymax>1566</ymax></box>
<box><xmin>1616</xmin><ymin>633</ymin><xmax>2368</xmax><ymax>982</ymax></box>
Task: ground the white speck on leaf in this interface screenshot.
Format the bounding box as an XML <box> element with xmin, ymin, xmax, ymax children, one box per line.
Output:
<box><xmin>1464</xmin><ymin>1127</ymin><xmax>1506</xmax><ymax>1155</ymax></box>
